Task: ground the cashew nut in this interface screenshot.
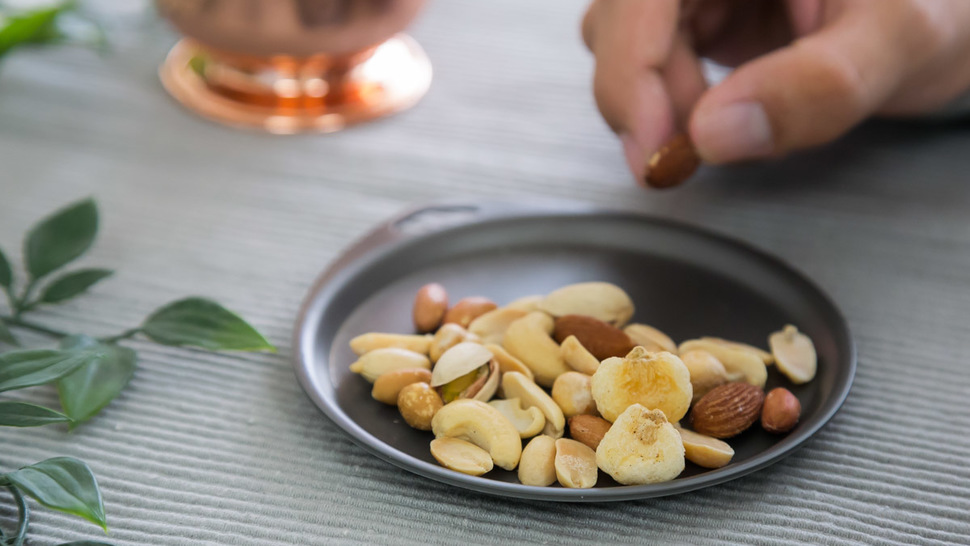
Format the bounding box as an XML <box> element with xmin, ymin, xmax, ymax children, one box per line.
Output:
<box><xmin>501</xmin><ymin>371</ymin><xmax>565</xmax><ymax>438</ymax></box>
<box><xmin>484</xmin><ymin>343</ymin><xmax>534</xmax><ymax>382</ymax></box>
<box><xmin>488</xmin><ymin>398</ymin><xmax>545</xmax><ymax>438</ymax></box>
<box><xmin>502</xmin><ymin>311</ymin><xmax>570</xmax><ymax>387</ymax></box>
<box><xmin>623</xmin><ymin>323</ymin><xmax>678</xmax><ymax>354</ymax></box>
<box><xmin>431</xmin><ymin>399</ymin><xmax>522</xmax><ymax>471</ymax></box>
<box><xmin>468</xmin><ymin>307</ymin><xmax>528</xmax><ymax>345</ymax></box>
<box><xmin>700</xmin><ymin>336</ymin><xmax>774</xmax><ymax>365</ymax></box>
<box><xmin>678</xmin><ymin>338</ymin><xmax>767</xmax><ymax>388</ymax></box>
<box><xmin>560</xmin><ymin>335</ymin><xmax>600</xmax><ymax>375</ymax></box>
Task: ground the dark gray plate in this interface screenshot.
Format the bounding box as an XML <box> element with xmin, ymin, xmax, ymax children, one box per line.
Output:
<box><xmin>293</xmin><ymin>202</ymin><xmax>855</xmax><ymax>502</ymax></box>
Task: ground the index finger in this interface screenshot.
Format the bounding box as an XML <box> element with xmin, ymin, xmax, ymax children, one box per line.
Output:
<box><xmin>583</xmin><ymin>0</ymin><xmax>690</xmax><ymax>181</ymax></box>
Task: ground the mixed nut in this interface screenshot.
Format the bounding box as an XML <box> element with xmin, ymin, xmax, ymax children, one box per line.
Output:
<box><xmin>348</xmin><ymin>281</ymin><xmax>818</xmax><ymax>488</ymax></box>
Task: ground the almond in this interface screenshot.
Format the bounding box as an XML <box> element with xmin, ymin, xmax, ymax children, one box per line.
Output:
<box><xmin>413</xmin><ymin>283</ymin><xmax>448</xmax><ymax>333</ymax></box>
<box><xmin>567</xmin><ymin>414</ymin><xmax>611</xmax><ymax>451</ymax></box>
<box><xmin>645</xmin><ymin>133</ymin><xmax>701</xmax><ymax>189</ymax></box>
<box><xmin>761</xmin><ymin>387</ymin><xmax>801</xmax><ymax>434</ymax></box>
<box><xmin>443</xmin><ymin>297</ymin><xmax>498</xmax><ymax>329</ymax></box>
<box><xmin>690</xmin><ymin>382</ymin><xmax>765</xmax><ymax>439</ymax></box>
<box><xmin>553</xmin><ymin>315</ymin><xmax>635</xmax><ymax>360</ymax></box>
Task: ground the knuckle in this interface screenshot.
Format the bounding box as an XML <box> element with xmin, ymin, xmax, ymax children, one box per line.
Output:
<box><xmin>899</xmin><ymin>1</ymin><xmax>949</xmax><ymax>56</ymax></box>
<box><xmin>794</xmin><ymin>43</ymin><xmax>871</xmax><ymax>114</ymax></box>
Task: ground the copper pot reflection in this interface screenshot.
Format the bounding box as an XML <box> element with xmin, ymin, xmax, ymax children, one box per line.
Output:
<box><xmin>157</xmin><ymin>0</ymin><xmax>431</xmax><ymax>133</ymax></box>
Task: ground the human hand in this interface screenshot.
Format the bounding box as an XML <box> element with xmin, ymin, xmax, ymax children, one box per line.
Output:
<box><xmin>582</xmin><ymin>0</ymin><xmax>970</xmax><ymax>183</ymax></box>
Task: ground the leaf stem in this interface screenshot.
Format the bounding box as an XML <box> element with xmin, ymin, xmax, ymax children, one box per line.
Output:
<box><xmin>1</xmin><ymin>286</ymin><xmax>16</xmax><ymax>313</ymax></box>
<box><xmin>7</xmin><ymin>485</ymin><xmax>29</xmax><ymax>546</ymax></box>
<box><xmin>101</xmin><ymin>327</ymin><xmax>141</xmax><ymax>344</ymax></box>
<box><xmin>13</xmin><ymin>279</ymin><xmax>38</xmax><ymax>318</ymax></box>
<box><xmin>0</xmin><ymin>314</ymin><xmax>68</xmax><ymax>339</ymax></box>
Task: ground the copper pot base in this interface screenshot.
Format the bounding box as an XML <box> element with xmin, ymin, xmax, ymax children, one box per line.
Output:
<box><xmin>159</xmin><ymin>34</ymin><xmax>432</xmax><ymax>134</ymax></box>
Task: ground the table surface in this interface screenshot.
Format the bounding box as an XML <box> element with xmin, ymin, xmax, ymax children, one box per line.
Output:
<box><xmin>2</xmin><ymin>1</ymin><xmax>970</xmax><ymax>544</ymax></box>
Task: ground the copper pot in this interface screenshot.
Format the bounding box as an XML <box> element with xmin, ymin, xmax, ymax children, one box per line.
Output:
<box><xmin>157</xmin><ymin>0</ymin><xmax>432</xmax><ymax>133</ymax></box>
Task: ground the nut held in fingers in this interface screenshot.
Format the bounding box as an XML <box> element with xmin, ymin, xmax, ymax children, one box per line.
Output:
<box><xmin>645</xmin><ymin>133</ymin><xmax>701</xmax><ymax>189</ymax></box>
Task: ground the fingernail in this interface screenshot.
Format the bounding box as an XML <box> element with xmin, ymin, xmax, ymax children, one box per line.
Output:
<box><xmin>620</xmin><ymin>133</ymin><xmax>648</xmax><ymax>185</ymax></box>
<box><xmin>692</xmin><ymin>101</ymin><xmax>773</xmax><ymax>163</ymax></box>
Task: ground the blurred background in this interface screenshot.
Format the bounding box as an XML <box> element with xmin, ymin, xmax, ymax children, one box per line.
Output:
<box><xmin>2</xmin><ymin>1</ymin><xmax>969</xmax><ymax>544</ymax></box>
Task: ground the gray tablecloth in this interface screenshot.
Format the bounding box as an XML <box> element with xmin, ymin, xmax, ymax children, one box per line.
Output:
<box><xmin>2</xmin><ymin>1</ymin><xmax>969</xmax><ymax>544</ymax></box>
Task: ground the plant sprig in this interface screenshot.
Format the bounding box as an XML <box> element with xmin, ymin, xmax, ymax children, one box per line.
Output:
<box><xmin>0</xmin><ymin>1</ymin><xmax>107</xmax><ymax>63</ymax></box>
<box><xmin>0</xmin><ymin>198</ymin><xmax>275</xmax><ymax>544</ymax></box>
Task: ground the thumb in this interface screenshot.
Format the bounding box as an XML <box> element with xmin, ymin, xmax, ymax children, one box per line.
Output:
<box><xmin>689</xmin><ymin>6</ymin><xmax>923</xmax><ymax>163</ymax></box>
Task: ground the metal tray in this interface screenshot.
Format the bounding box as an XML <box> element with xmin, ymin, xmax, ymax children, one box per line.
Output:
<box><xmin>293</xmin><ymin>202</ymin><xmax>855</xmax><ymax>501</ymax></box>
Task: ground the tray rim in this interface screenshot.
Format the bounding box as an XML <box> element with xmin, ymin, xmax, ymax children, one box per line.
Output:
<box><xmin>292</xmin><ymin>202</ymin><xmax>857</xmax><ymax>502</ymax></box>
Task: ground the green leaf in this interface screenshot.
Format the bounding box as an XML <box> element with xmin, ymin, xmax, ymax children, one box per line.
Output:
<box><xmin>2</xmin><ymin>457</ymin><xmax>107</xmax><ymax>531</ymax></box>
<box><xmin>0</xmin><ymin>349</ymin><xmax>94</xmax><ymax>393</ymax></box>
<box><xmin>141</xmin><ymin>297</ymin><xmax>275</xmax><ymax>352</ymax></box>
<box><xmin>40</xmin><ymin>268</ymin><xmax>113</xmax><ymax>304</ymax></box>
<box><xmin>0</xmin><ymin>401</ymin><xmax>71</xmax><ymax>427</ymax></box>
<box><xmin>0</xmin><ymin>2</ymin><xmax>73</xmax><ymax>57</ymax></box>
<box><xmin>57</xmin><ymin>335</ymin><xmax>136</xmax><ymax>425</ymax></box>
<box><xmin>24</xmin><ymin>198</ymin><xmax>98</xmax><ymax>280</ymax></box>
<box><xmin>0</xmin><ymin>246</ymin><xmax>11</xmax><ymax>289</ymax></box>
<box><xmin>0</xmin><ymin>319</ymin><xmax>17</xmax><ymax>345</ymax></box>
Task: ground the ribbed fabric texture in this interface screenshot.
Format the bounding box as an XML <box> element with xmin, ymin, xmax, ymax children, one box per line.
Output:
<box><xmin>1</xmin><ymin>1</ymin><xmax>969</xmax><ymax>544</ymax></box>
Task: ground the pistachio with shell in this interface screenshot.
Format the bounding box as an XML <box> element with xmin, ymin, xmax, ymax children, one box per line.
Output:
<box><xmin>430</xmin><ymin>342</ymin><xmax>500</xmax><ymax>403</ymax></box>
